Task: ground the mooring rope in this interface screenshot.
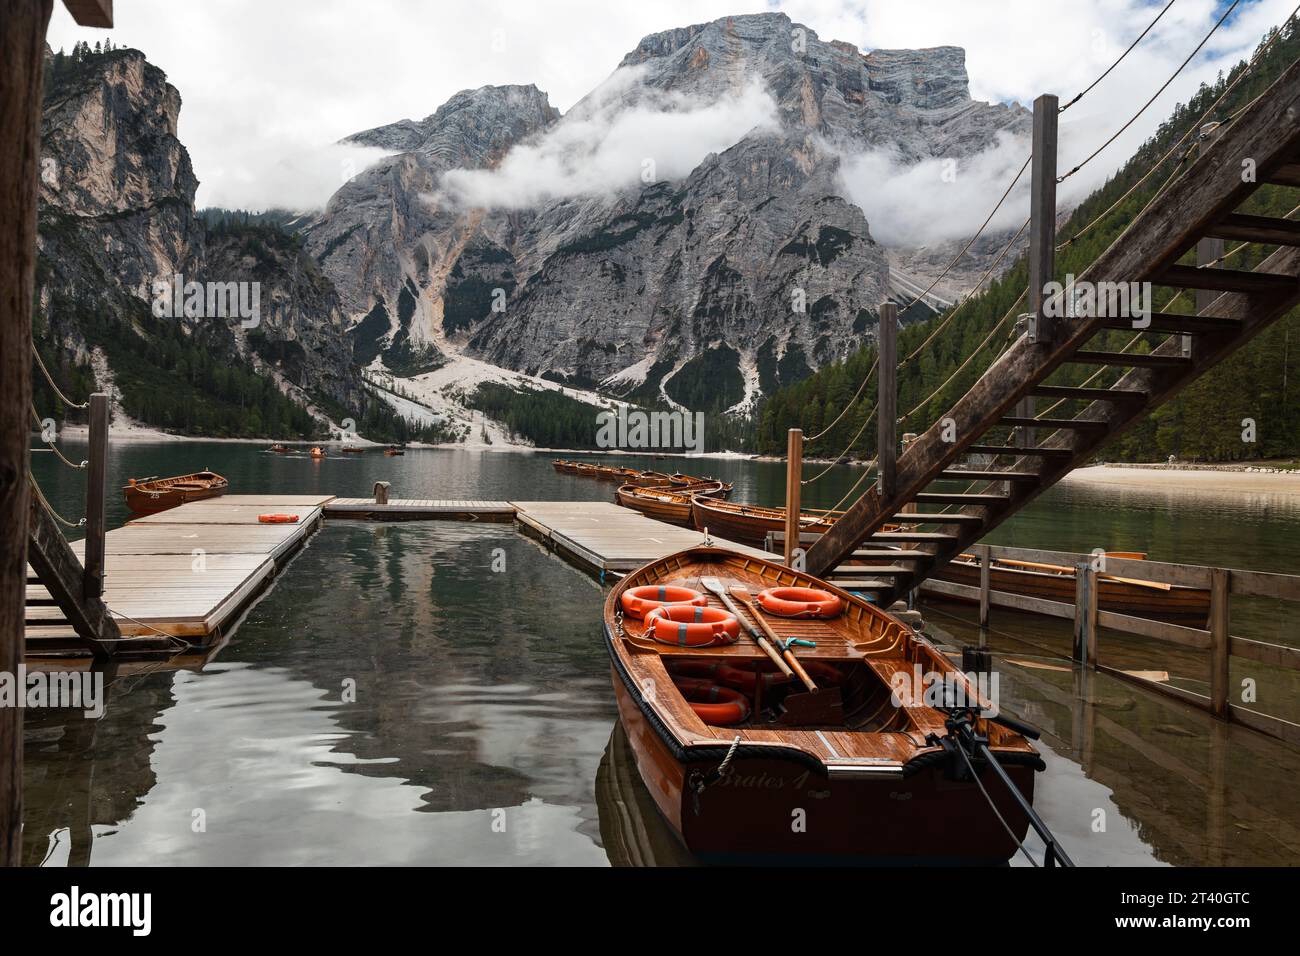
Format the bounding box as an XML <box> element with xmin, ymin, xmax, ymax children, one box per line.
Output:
<box><xmin>28</xmin><ymin>472</ymin><xmax>85</xmax><ymax>529</ymax></box>
<box><xmin>31</xmin><ymin>342</ymin><xmax>89</xmax><ymax>410</ymax></box>
<box><xmin>30</xmin><ymin>405</ymin><xmax>87</xmax><ymax>470</ymax></box>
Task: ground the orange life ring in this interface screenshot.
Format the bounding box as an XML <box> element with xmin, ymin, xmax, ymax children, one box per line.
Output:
<box><xmin>672</xmin><ymin>677</ymin><xmax>751</xmax><ymax>726</ymax></box>
<box><xmin>668</xmin><ymin>659</ymin><xmax>792</xmax><ymax>692</ymax></box>
<box><xmin>619</xmin><ymin>585</ymin><xmax>708</xmax><ymax>620</ymax></box>
<box><xmin>258</xmin><ymin>513</ymin><xmax>300</xmax><ymax>524</ymax></box>
<box><xmin>644</xmin><ymin>604</ymin><xmax>740</xmax><ymax>647</ymax></box>
<box><xmin>756</xmin><ymin>586</ymin><xmax>843</xmax><ymax>619</ymax></box>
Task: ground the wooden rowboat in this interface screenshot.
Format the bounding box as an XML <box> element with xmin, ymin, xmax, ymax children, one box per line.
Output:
<box><xmin>929</xmin><ymin>551</ymin><xmax>1212</xmax><ymax>623</ymax></box>
<box><xmin>123</xmin><ymin>471</ymin><xmax>229</xmax><ymax>514</ymax></box>
<box><xmin>383</xmin><ymin>446</ymin><xmax>405</xmax><ymax>456</ymax></box>
<box><xmin>605</xmin><ymin>547</ymin><xmax>1043</xmax><ymax>862</ymax></box>
<box><xmin>629</xmin><ymin>470</ymin><xmax>674</xmax><ymax>487</ymax></box>
<box><xmin>670</xmin><ymin>472</ymin><xmax>716</xmax><ymax>486</ymax></box>
<box><xmin>616</xmin><ymin>482</ymin><xmax>729</xmax><ymax>526</ymax></box>
<box><xmin>552</xmin><ymin>459</ymin><xmax>580</xmax><ymax>473</ymax></box>
<box><xmin>690</xmin><ymin>497</ymin><xmax>845</xmax><ymax>547</ymax></box>
<box><xmin>341</xmin><ymin>445</ymin><xmax>365</xmax><ymax>454</ymax></box>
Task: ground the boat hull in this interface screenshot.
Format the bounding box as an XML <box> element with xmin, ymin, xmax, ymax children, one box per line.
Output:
<box><xmin>608</xmin><ymin>639</ymin><xmax>1034</xmax><ymax>864</ymax></box>
<box><xmin>690</xmin><ymin>499</ymin><xmax>833</xmax><ymax>547</ymax></box>
<box><xmin>123</xmin><ymin>473</ymin><xmax>229</xmax><ymax>515</ymax></box>
<box><xmin>930</xmin><ymin>560</ymin><xmax>1212</xmax><ymax>623</ymax></box>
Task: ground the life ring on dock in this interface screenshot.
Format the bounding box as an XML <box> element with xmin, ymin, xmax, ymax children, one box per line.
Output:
<box><xmin>672</xmin><ymin>677</ymin><xmax>751</xmax><ymax>726</ymax></box>
<box><xmin>258</xmin><ymin>513</ymin><xmax>300</xmax><ymax>524</ymax></box>
<box><xmin>620</xmin><ymin>585</ymin><xmax>708</xmax><ymax>620</ymax></box>
<box><xmin>668</xmin><ymin>659</ymin><xmax>792</xmax><ymax>692</ymax></box>
<box><xmin>644</xmin><ymin>605</ymin><xmax>741</xmax><ymax>647</ymax></box>
<box><xmin>756</xmin><ymin>586</ymin><xmax>843</xmax><ymax>619</ymax></box>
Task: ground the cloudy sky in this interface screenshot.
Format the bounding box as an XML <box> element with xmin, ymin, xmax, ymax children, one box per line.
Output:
<box><xmin>47</xmin><ymin>0</ymin><xmax>1298</xmax><ymax>216</ymax></box>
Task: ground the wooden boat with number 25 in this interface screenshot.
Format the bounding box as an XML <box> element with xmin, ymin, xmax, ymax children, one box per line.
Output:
<box><xmin>616</xmin><ymin>482</ymin><xmax>730</xmax><ymax>526</ymax></box>
<box><xmin>605</xmin><ymin>546</ymin><xmax>1044</xmax><ymax>863</ymax></box>
<box><xmin>123</xmin><ymin>471</ymin><xmax>229</xmax><ymax>514</ymax></box>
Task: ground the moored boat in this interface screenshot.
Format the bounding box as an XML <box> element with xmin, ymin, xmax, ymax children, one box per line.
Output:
<box><xmin>616</xmin><ymin>482</ymin><xmax>728</xmax><ymax>525</ymax></box>
<box><xmin>605</xmin><ymin>546</ymin><xmax>1043</xmax><ymax>862</ymax></box>
<box><xmin>269</xmin><ymin>443</ymin><xmax>288</xmax><ymax>454</ymax></box>
<box><xmin>341</xmin><ymin>445</ymin><xmax>365</xmax><ymax>454</ymax></box>
<box><xmin>384</xmin><ymin>445</ymin><xmax>405</xmax><ymax>456</ymax></box>
<box><xmin>690</xmin><ymin>497</ymin><xmax>844</xmax><ymax>547</ymax></box>
<box><xmin>928</xmin><ymin>552</ymin><xmax>1212</xmax><ymax>623</ymax></box>
<box><xmin>629</xmin><ymin>470</ymin><xmax>674</xmax><ymax>487</ymax></box>
<box><xmin>123</xmin><ymin>471</ymin><xmax>229</xmax><ymax>514</ymax></box>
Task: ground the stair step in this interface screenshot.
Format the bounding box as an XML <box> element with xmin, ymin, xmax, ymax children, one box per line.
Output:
<box><xmin>893</xmin><ymin>512</ymin><xmax>985</xmax><ymax>525</ymax></box>
<box><xmin>832</xmin><ymin>580</ymin><xmax>893</xmax><ymax>591</ymax></box>
<box><xmin>1000</xmin><ymin>416</ymin><xmax>1109</xmax><ymax>433</ymax></box>
<box><xmin>1029</xmin><ymin>385</ymin><xmax>1146</xmax><ymax>403</ymax></box>
<box><xmin>869</xmin><ymin>531</ymin><xmax>959</xmax><ymax>542</ymax></box>
<box><xmin>1204</xmin><ymin>213</ymin><xmax>1300</xmax><ymax>246</ymax></box>
<box><xmin>938</xmin><ymin>469</ymin><xmax>1040</xmax><ymax>482</ymax></box>
<box><xmin>966</xmin><ymin>444</ymin><xmax>1074</xmax><ymax>458</ymax></box>
<box><xmin>829</xmin><ymin>564</ymin><xmax>913</xmax><ymax>577</ymax></box>
<box><xmin>1070</xmin><ymin>350</ymin><xmax>1193</xmax><ymax>369</ymax></box>
<box><xmin>1155</xmin><ymin>263</ymin><xmax>1297</xmax><ymax>296</ymax></box>
<box><xmin>1265</xmin><ymin>161</ymin><xmax>1300</xmax><ymax>188</ymax></box>
<box><xmin>853</xmin><ymin>549</ymin><xmax>929</xmax><ymax>560</ymax></box>
<box><xmin>914</xmin><ymin>493</ymin><xmax>1009</xmax><ymax>505</ymax></box>
<box><xmin>1098</xmin><ymin>311</ymin><xmax>1239</xmax><ymax>334</ymax></box>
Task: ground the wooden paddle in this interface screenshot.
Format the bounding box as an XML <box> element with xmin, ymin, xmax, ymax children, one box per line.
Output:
<box><xmin>728</xmin><ymin>585</ymin><xmax>818</xmax><ymax>694</ymax></box>
<box><xmin>699</xmin><ymin>576</ymin><xmax>793</xmax><ymax>679</ymax></box>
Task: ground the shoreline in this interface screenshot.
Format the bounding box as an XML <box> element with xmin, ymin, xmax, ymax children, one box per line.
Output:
<box><xmin>1062</xmin><ymin>464</ymin><xmax>1300</xmax><ymax>496</ymax></box>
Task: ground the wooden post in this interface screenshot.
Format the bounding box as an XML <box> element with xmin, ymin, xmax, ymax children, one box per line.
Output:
<box><xmin>977</xmin><ymin>543</ymin><xmax>991</xmax><ymax>629</ymax></box>
<box><xmin>877</xmin><ymin>302</ymin><xmax>898</xmax><ymax>499</ymax></box>
<box><xmin>373</xmin><ymin>480</ymin><xmax>390</xmax><ymax>505</ymax></box>
<box><xmin>1192</xmin><ymin>123</ymin><xmax>1226</xmax><ymax>357</ymax></box>
<box><xmin>1209</xmin><ymin>567</ymin><xmax>1230</xmax><ymax>719</ymax></box>
<box><xmin>1072</xmin><ymin>561</ymin><xmax>1098</xmax><ymax>665</ymax></box>
<box><xmin>783</xmin><ymin>429</ymin><xmax>802</xmax><ymax>567</ymax></box>
<box><xmin>0</xmin><ymin>0</ymin><xmax>56</xmax><ymax>869</ymax></box>
<box><xmin>1028</xmin><ymin>93</ymin><xmax>1059</xmax><ymax>345</ymax></box>
<box><xmin>83</xmin><ymin>393</ymin><xmax>108</xmax><ymax>597</ymax></box>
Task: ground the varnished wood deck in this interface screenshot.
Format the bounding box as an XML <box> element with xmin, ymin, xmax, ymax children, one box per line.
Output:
<box><xmin>512</xmin><ymin>500</ymin><xmax>775</xmax><ymax>573</ymax></box>
<box><xmin>26</xmin><ymin>494</ymin><xmax>332</xmax><ymax>650</ymax></box>
<box><xmin>324</xmin><ymin>498</ymin><xmax>514</xmax><ymax>521</ymax></box>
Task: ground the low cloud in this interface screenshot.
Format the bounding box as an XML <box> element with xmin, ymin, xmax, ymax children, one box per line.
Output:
<box><xmin>435</xmin><ymin>69</ymin><xmax>780</xmax><ymax>210</ymax></box>
<box><xmin>836</xmin><ymin>132</ymin><xmax>1032</xmax><ymax>247</ymax></box>
<box><xmin>203</xmin><ymin>141</ymin><xmax>393</xmax><ymax>212</ymax></box>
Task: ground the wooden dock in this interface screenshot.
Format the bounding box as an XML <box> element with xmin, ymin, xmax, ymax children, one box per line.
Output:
<box><xmin>511</xmin><ymin>500</ymin><xmax>774</xmax><ymax>575</ymax></box>
<box><xmin>324</xmin><ymin>498</ymin><xmax>514</xmax><ymax>521</ymax></box>
<box><xmin>26</xmin><ymin>494</ymin><xmax>332</xmax><ymax>653</ymax></box>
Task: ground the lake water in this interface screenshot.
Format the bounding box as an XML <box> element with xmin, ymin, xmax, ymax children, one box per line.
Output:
<box><xmin>22</xmin><ymin>442</ymin><xmax>1300</xmax><ymax>865</ymax></box>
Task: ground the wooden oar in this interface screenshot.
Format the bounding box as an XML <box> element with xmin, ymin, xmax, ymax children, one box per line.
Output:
<box><xmin>699</xmin><ymin>576</ymin><xmax>793</xmax><ymax>679</ymax></box>
<box><xmin>728</xmin><ymin>585</ymin><xmax>818</xmax><ymax>694</ymax></box>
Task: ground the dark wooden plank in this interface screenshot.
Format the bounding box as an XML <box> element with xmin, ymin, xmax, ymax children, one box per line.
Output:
<box><xmin>1069</xmin><ymin>351</ymin><xmax>1193</xmax><ymax>369</ymax></box>
<box><xmin>1266</xmin><ymin>161</ymin><xmax>1300</xmax><ymax>188</ymax></box>
<box><xmin>1</xmin><ymin>0</ymin><xmax>55</xmax><ymax>869</ymax></box>
<box><xmin>83</xmin><ymin>393</ymin><xmax>107</xmax><ymax>597</ymax></box>
<box><xmin>913</xmin><ymin>492</ymin><xmax>1008</xmax><ymax>505</ymax></box>
<box><xmin>966</xmin><ymin>444</ymin><xmax>1074</xmax><ymax>457</ymax></box>
<box><xmin>1029</xmin><ymin>385</ymin><xmax>1146</xmax><ymax>402</ymax></box>
<box><xmin>1203</xmin><ymin>212</ymin><xmax>1300</xmax><ymax>246</ymax></box>
<box><xmin>937</xmin><ymin>469</ymin><xmax>1040</xmax><ymax>481</ymax></box>
<box><xmin>1155</xmin><ymin>263</ymin><xmax>1297</xmax><ymax>295</ymax></box>
<box><xmin>1098</xmin><ymin>311</ymin><xmax>1239</xmax><ymax>333</ymax></box>
<box><xmin>892</xmin><ymin>512</ymin><xmax>985</xmax><ymax>525</ymax></box>
<box><xmin>999</xmin><ymin>416</ymin><xmax>1108</xmax><ymax>432</ymax></box>
<box><xmin>61</xmin><ymin>0</ymin><xmax>113</xmax><ymax>27</ymax></box>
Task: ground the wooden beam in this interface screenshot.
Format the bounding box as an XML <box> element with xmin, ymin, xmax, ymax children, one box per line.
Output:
<box><xmin>1155</xmin><ymin>263</ymin><xmax>1298</xmax><ymax>296</ymax></box>
<box><xmin>26</xmin><ymin>491</ymin><xmax>117</xmax><ymax>659</ymax></box>
<box><xmin>782</xmin><ymin>429</ymin><xmax>802</xmax><ymax>568</ymax></box>
<box><xmin>83</xmin><ymin>393</ymin><xmax>108</xmax><ymax>597</ymax></box>
<box><xmin>1</xmin><ymin>0</ymin><xmax>54</xmax><ymax>870</ymax></box>
<box><xmin>1204</xmin><ymin>212</ymin><xmax>1300</xmax><ymax>246</ymax></box>
<box><xmin>1209</xmin><ymin>568</ymin><xmax>1230</xmax><ymax>720</ymax></box>
<box><xmin>877</xmin><ymin>302</ymin><xmax>898</xmax><ymax>498</ymax></box>
<box><xmin>1028</xmin><ymin>93</ymin><xmax>1059</xmax><ymax>344</ymax></box>
<box><xmin>61</xmin><ymin>0</ymin><xmax>113</xmax><ymax>27</ymax></box>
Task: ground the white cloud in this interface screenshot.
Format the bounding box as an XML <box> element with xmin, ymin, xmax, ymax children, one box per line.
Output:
<box><xmin>44</xmin><ymin>0</ymin><xmax>1298</xmax><ymax>216</ymax></box>
<box><xmin>436</xmin><ymin>73</ymin><xmax>780</xmax><ymax>210</ymax></box>
<box><xmin>204</xmin><ymin>142</ymin><xmax>394</xmax><ymax>213</ymax></box>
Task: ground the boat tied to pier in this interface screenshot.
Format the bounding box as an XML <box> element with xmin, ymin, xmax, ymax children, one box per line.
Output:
<box><xmin>123</xmin><ymin>471</ymin><xmax>229</xmax><ymax>514</ymax></box>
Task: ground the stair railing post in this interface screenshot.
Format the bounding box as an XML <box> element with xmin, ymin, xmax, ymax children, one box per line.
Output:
<box><xmin>877</xmin><ymin>302</ymin><xmax>898</xmax><ymax>500</ymax></box>
<box><xmin>783</xmin><ymin>428</ymin><xmax>802</xmax><ymax>568</ymax></box>
<box><xmin>1027</xmin><ymin>93</ymin><xmax>1059</xmax><ymax>347</ymax></box>
<box><xmin>83</xmin><ymin>393</ymin><xmax>109</xmax><ymax>598</ymax></box>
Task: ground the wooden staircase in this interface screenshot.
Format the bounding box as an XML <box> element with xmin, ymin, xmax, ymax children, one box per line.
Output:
<box><xmin>805</xmin><ymin>59</ymin><xmax>1300</xmax><ymax>600</ymax></box>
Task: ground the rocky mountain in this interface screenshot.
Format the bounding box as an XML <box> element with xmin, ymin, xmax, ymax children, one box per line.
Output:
<box><xmin>304</xmin><ymin>12</ymin><xmax>1030</xmax><ymax>413</ymax></box>
<box><xmin>34</xmin><ymin>45</ymin><xmax>381</xmax><ymax>438</ymax></box>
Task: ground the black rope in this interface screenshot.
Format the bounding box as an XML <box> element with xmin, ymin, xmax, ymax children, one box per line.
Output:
<box><xmin>1059</xmin><ymin>0</ymin><xmax>1179</xmax><ymax>112</ymax></box>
